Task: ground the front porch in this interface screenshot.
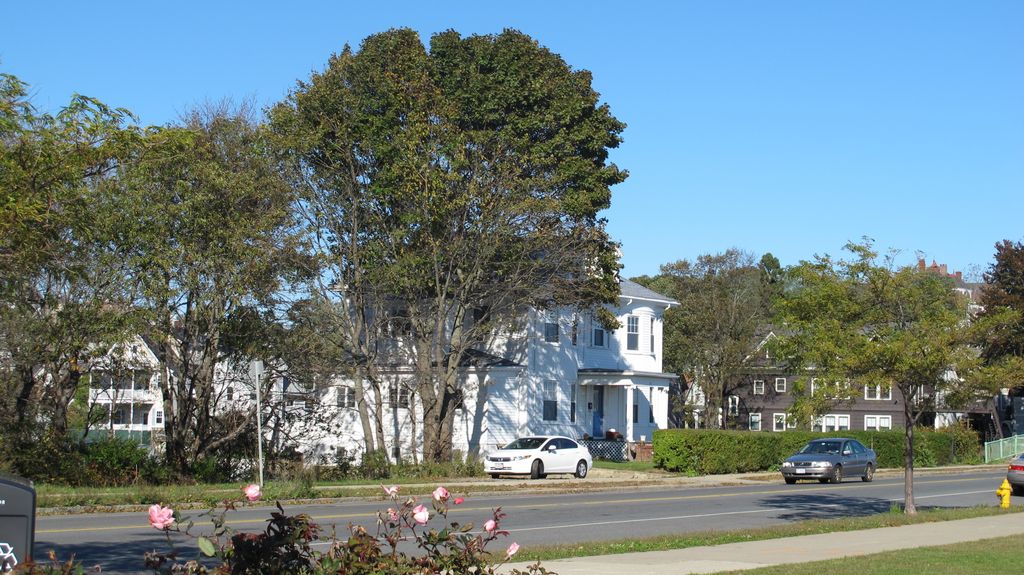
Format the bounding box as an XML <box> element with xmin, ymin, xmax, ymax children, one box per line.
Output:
<box><xmin>577</xmin><ymin>369</ymin><xmax>674</xmax><ymax>443</ymax></box>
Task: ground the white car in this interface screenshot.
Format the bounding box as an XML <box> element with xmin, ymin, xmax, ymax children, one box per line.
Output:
<box><xmin>484</xmin><ymin>436</ymin><xmax>593</xmax><ymax>479</ymax></box>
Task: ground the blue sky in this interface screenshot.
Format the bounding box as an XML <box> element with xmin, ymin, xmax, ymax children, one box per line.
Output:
<box><xmin>4</xmin><ymin>1</ymin><xmax>1021</xmax><ymax>279</ymax></box>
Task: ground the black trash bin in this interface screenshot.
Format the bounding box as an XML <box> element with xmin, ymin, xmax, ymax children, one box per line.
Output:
<box><xmin>0</xmin><ymin>473</ymin><xmax>35</xmax><ymax>572</ymax></box>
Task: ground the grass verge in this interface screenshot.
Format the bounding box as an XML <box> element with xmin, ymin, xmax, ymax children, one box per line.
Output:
<box><xmin>512</xmin><ymin>505</ymin><xmax>1022</xmax><ymax>563</ymax></box>
<box><xmin>37</xmin><ymin>476</ymin><xmax>656</xmax><ymax>511</ymax></box>
<box><xmin>716</xmin><ymin>534</ymin><xmax>1021</xmax><ymax>575</ymax></box>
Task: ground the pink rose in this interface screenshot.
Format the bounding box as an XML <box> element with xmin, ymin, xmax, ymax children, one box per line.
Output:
<box><xmin>387</xmin><ymin>507</ymin><xmax>399</xmax><ymax>522</ymax></box>
<box><xmin>242</xmin><ymin>483</ymin><xmax>261</xmax><ymax>502</ymax></box>
<box><xmin>506</xmin><ymin>542</ymin><xmax>520</xmax><ymax>558</ymax></box>
<box><xmin>432</xmin><ymin>486</ymin><xmax>450</xmax><ymax>502</ymax></box>
<box><xmin>453</xmin><ymin>497</ymin><xmax>464</xmax><ymax>505</ymax></box>
<box><xmin>412</xmin><ymin>504</ymin><xmax>430</xmax><ymax>525</ymax></box>
<box><xmin>382</xmin><ymin>485</ymin><xmax>400</xmax><ymax>497</ymax></box>
<box><xmin>148</xmin><ymin>504</ymin><xmax>174</xmax><ymax>530</ymax></box>
<box><xmin>483</xmin><ymin>519</ymin><xmax>497</xmax><ymax>533</ymax></box>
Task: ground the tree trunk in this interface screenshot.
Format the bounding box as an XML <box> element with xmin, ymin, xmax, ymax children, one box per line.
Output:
<box><xmin>903</xmin><ymin>400</ymin><xmax>917</xmax><ymax>514</ymax></box>
<box><xmin>15</xmin><ymin>365</ymin><xmax>36</xmax><ymax>425</ymax></box>
<box><xmin>354</xmin><ymin>370</ymin><xmax>376</xmax><ymax>454</ymax></box>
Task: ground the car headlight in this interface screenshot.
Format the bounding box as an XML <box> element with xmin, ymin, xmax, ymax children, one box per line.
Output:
<box><xmin>512</xmin><ymin>455</ymin><xmax>533</xmax><ymax>461</ymax></box>
<box><xmin>781</xmin><ymin>461</ymin><xmax>794</xmax><ymax>468</ymax></box>
<box><xmin>812</xmin><ymin>461</ymin><xmax>832</xmax><ymax>468</ymax></box>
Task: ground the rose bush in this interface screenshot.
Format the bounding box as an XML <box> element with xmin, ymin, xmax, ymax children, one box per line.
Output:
<box><xmin>140</xmin><ymin>484</ymin><xmax>551</xmax><ymax>575</ymax></box>
<box><xmin>18</xmin><ymin>483</ymin><xmax>549</xmax><ymax>574</ymax></box>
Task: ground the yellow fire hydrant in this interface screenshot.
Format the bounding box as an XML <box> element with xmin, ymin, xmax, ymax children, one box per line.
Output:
<box><xmin>997</xmin><ymin>479</ymin><xmax>1012</xmax><ymax>508</ymax></box>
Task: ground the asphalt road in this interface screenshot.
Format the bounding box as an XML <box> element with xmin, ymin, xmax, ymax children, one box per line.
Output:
<box><xmin>34</xmin><ymin>470</ymin><xmax>1009</xmax><ymax>573</ymax></box>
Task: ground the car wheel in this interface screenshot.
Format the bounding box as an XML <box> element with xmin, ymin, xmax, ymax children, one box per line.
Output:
<box><xmin>862</xmin><ymin>464</ymin><xmax>874</xmax><ymax>483</ymax></box>
<box><xmin>574</xmin><ymin>460</ymin><xmax>588</xmax><ymax>478</ymax></box>
<box><xmin>784</xmin><ymin>477</ymin><xmax>796</xmax><ymax>485</ymax></box>
<box><xmin>1012</xmin><ymin>484</ymin><xmax>1024</xmax><ymax>497</ymax></box>
<box><xmin>530</xmin><ymin>459</ymin><xmax>544</xmax><ymax>480</ymax></box>
<box><xmin>490</xmin><ymin>473</ymin><xmax>500</xmax><ymax>479</ymax></box>
<box><xmin>830</xmin><ymin>465</ymin><xmax>843</xmax><ymax>484</ymax></box>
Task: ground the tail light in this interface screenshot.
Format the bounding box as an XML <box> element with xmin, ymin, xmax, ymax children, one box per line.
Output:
<box><xmin>1008</xmin><ymin>464</ymin><xmax>1024</xmax><ymax>472</ymax></box>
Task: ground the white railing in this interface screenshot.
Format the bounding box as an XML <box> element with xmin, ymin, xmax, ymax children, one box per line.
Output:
<box><xmin>89</xmin><ymin>388</ymin><xmax>158</xmax><ymax>403</ymax></box>
<box><xmin>984</xmin><ymin>435</ymin><xmax>1024</xmax><ymax>463</ymax></box>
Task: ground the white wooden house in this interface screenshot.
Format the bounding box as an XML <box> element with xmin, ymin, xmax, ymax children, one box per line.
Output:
<box><xmin>304</xmin><ymin>279</ymin><xmax>679</xmax><ymax>462</ymax></box>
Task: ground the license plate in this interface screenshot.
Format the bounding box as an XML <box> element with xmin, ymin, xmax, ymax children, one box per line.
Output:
<box><xmin>493</xmin><ymin>466</ymin><xmax>509</xmax><ymax>470</ymax></box>
<box><xmin>795</xmin><ymin>469</ymin><xmax>806</xmax><ymax>474</ymax></box>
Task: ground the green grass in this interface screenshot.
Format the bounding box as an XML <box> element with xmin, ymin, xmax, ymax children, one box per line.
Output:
<box><xmin>37</xmin><ymin>474</ymin><xmax>650</xmax><ymax>511</ymax></box>
<box><xmin>512</xmin><ymin>506</ymin><xmax>1022</xmax><ymax>563</ymax></box>
<box><xmin>716</xmin><ymin>534</ymin><xmax>1020</xmax><ymax>575</ymax></box>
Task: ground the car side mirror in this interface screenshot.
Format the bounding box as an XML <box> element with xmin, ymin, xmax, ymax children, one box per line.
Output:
<box><xmin>843</xmin><ymin>450</ymin><xmax>852</xmax><ymax>456</ymax></box>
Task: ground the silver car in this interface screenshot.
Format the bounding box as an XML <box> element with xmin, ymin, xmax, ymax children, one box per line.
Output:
<box><xmin>1007</xmin><ymin>454</ymin><xmax>1024</xmax><ymax>496</ymax></box>
<box><xmin>781</xmin><ymin>438</ymin><xmax>877</xmax><ymax>484</ymax></box>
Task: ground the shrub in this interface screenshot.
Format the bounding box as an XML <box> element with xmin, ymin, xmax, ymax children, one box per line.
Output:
<box><xmin>136</xmin><ymin>484</ymin><xmax>549</xmax><ymax>575</ymax></box>
<box><xmin>653</xmin><ymin>426</ymin><xmax>981</xmax><ymax>475</ymax></box>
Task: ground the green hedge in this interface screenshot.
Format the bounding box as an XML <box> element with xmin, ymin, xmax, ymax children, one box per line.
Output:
<box><xmin>652</xmin><ymin>425</ymin><xmax>981</xmax><ymax>475</ymax></box>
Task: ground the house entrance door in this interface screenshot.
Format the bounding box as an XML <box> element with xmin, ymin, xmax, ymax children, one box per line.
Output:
<box><xmin>591</xmin><ymin>387</ymin><xmax>604</xmax><ymax>437</ymax></box>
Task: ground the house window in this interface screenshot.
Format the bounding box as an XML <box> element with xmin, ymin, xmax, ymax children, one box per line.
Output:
<box><xmin>650</xmin><ymin>317</ymin><xmax>655</xmax><ymax>354</ymax></box>
<box><xmin>749</xmin><ymin>412</ymin><xmax>761</xmax><ymax>431</ymax></box>
<box><xmin>775</xmin><ymin>377</ymin><xmax>787</xmax><ymax>393</ymax></box>
<box><xmin>111</xmin><ymin>408</ymin><xmax>127</xmax><ymax>425</ymax></box>
<box><xmin>728</xmin><ymin>395</ymin><xmax>740</xmax><ymax>416</ymax></box>
<box><xmin>864</xmin><ymin>384</ymin><xmax>892</xmax><ymax>401</ymax></box>
<box><xmin>816</xmin><ymin>414</ymin><xmax>850</xmax><ymax>432</ymax></box>
<box><xmin>865</xmin><ymin>415</ymin><xmax>892</xmax><ymax>431</ymax></box>
<box><xmin>570</xmin><ymin>384</ymin><xmax>577</xmax><ymax>423</ymax></box>
<box><xmin>773</xmin><ymin>412</ymin><xmax>796</xmax><ymax>431</ymax></box>
<box><xmin>141</xmin><ymin>411</ymin><xmax>149</xmax><ymax>425</ymax></box>
<box><xmin>543</xmin><ymin>380</ymin><xmax>558</xmax><ymax>421</ymax></box>
<box><xmin>753</xmin><ymin>380</ymin><xmax>765</xmax><ymax>395</ymax></box>
<box><xmin>649</xmin><ymin>390</ymin><xmax>655</xmax><ymax>424</ymax></box>
<box><xmin>544</xmin><ymin>320</ymin><xmax>559</xmax><ymax>343</ymax></box>
<box><xmin>226</xmin><ymin>387</ymin><xmax>234</xmax><ymax>401</ymax></box>
<box><xmin>773</xmin><ymin>413</ymin><xmax>787</xmax><ymax>432</ymax></box>
<box><xmin>133</xmin><ymin>370</ymin><xmax>151</xmax><ymax>388</ymax></box>
<box><xmin>389</xmin><ymin>385</ymin><xmax>411</xmax><ymax>409</ymax></box>
<box><xmin>337</xmin><ymin>386</ymin><xmax>356</xmax><ymax>409</ymax></box>
<box><xmin>571</xmin><ymin>317</ymin><xmax>578</xmax><ymax>346</ymax></box>
<box><xmin>155</xmin><ymin>411</ymin><xmax>164</xmax><ymax>425</ymax></box>
<box><xmin>627</xmin><ymin>316</ymin><xmax>639</xmax><ymax>351</ymax></box>
<box><xmin>592</xmin><ymin>326</ymin><xmax>606</xmax><ymax>348</ymax></box>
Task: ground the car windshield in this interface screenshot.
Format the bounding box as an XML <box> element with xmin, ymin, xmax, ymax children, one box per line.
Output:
<box><xmin>504</xmin><ymin>438</ymin><xmax>547</xmax><ymax>450</ymax></box>
<box><xmin>799</xmin><ymin>441</ymin><xmax>843</xmax><ymax>455</ymax></box>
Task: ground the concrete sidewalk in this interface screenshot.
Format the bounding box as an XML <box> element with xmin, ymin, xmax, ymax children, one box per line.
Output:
<box><xmin>503</xmin><ymin>512</ymin><xmax>1024</xmax><ymax>574</ymax></box>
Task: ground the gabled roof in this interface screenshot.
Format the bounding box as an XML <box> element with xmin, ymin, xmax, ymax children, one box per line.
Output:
<box><xmin>619</xmin><ymin>279</ymin><xmax>678</xmax><ymax>306</ymax></box>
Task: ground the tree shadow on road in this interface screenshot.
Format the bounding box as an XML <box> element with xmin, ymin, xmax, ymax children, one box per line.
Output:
<box><xmin>756</xmin><ymin>490</ymin><xmax>944</xmax><ymax>522</ymax></box>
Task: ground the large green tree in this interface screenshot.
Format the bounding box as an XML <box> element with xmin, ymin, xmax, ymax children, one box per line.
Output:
<box><xmin>271</xmin><ymin>28</ymin><xmax>626</xmax><ymax>462</ymax></box>
<box><xmin>0</xmin><ymin>72</ymin><xmax>143</xmax><ymax>444</ymax></box>
<box><xmin>634</xmin><ymin>249</ymin><xmax>776</xmax><ymax>429</ymax></box>
<box><xmin>773</xmin><ymin>241</ymin><xmax>993</xmax><ymax>514</ymax></box>
<box><xmin>977</xmin><ymin>240</ymin><xmax>1024</xmax><ymax>380</ymax></box>
<box><xmin>119</xmin><ymin>105</ymin><xmax>297</xmax><ymax>474</ymax></box>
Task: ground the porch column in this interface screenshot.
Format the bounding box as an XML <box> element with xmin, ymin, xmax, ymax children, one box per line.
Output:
<box><xmin>625</xmin><ymin>385</ymin><xmax>634</xmax><ymax>441</ymax></box>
